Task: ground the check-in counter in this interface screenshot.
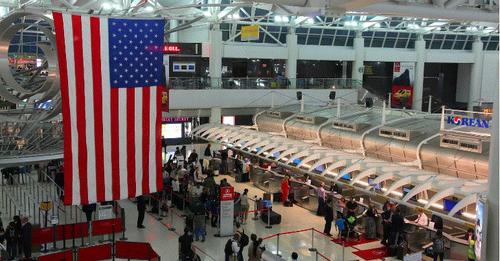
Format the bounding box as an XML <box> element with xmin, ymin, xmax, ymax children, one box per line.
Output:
<box><xmin>250</xmin><ymin>167</ymin><xmax>282</xmax><ymax>193</ymax></box>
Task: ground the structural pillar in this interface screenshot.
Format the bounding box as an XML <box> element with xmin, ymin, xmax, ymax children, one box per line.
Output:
<box><xmin>209</xmin><ymin>28</ymin><xmax>223</xmax><ymax>88</ymax></box>
<box><xmin>209</xmin><ymin>107</ymin><xmax>222</xmax><ymax>124</ymax></box>
<box><xmin>413</xmin><ymin>34</ymin><xmax>426</xmax><ymax>111</ymax></box>
<box><xmin>483</xmin><ymin>79</ymin><xmax>499</xmax><ymax>260</ymax></box>
<box><xmin>286</xmin><ymin>31</ymin><xmax>298</xmax><ymax>88</ymax></box>
<box><xmin>468</xmin><ymin>37</ymin><xmax>484</xmax><ymax>111</ymax></box>
<box><xmin>351</xmin><ymin>31</ymin><xmax>364</xmax><ymax>88</ymax></box>
<box><xmin>169</xmin><ymin>20</ymin><xmax>178</xmax><ymax>42</ymax></box>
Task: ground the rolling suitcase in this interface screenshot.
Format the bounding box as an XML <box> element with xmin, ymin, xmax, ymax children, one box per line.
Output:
<box><xmin>273</xmin><ymin>192</ymin><xmax>282</xmax><ymax>202</ymax></box>
<box><xmin>261</xmin><ymin>209</ymin><xmax>282</xmax><ymax>225</ymax></box>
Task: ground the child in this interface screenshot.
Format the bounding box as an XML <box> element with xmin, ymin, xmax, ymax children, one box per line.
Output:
<box><xmin>335</xmin><ymin>213</ymin><xmax>346</xmax><ymax>240</ymax></box>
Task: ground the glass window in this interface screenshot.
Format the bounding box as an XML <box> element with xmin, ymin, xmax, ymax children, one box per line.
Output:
<box><xmin>430</xmin><ymin>40</ymin><xmax>443</xmax><ymax>49</ymax></box>
<box><xmin>333</xmin><ymin>36</ymin><xmax>347</xmax><ymax>46</ymax></box>
<box><xmin>383</xmin><ymin>38</ymin><xmax>396</xmax><ymax>48</ymax></box>
<box><xmin>453</xmin><ymin>41</ymin><xmax>465</xmax><ymax>49</ymax></box>
<box><xmin>442</xmin><ymin>41</ymin><xmax>454</xmax><ymax>49</ymax></box>
<box><xmin>371</xmin><ymin>38</ymin><xmax>383</xmax><ymax>47</ymax></box>
<box><xmin>320</xmin><ymin>36</ymin><xmax>333</xmax><ymax>45</ymax></box>
<box><xmin>395</xmin><ymin>39</ymin><xmax>408</xmax><ymax>48</ymax></box>
<box><xmin>307</xmin><ymin>35</ymin><xmax>320</xmax><ymax>45</ymax></box>
<box><xmin>297</xmin><ymin>35</ymin><xmax>306</xmax><ymax>45</ymax></box>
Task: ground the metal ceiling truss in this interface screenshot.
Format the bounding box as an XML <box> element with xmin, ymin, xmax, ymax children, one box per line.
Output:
<box><xmin>192</xmin><ymin>124</ymin><xmax>487</xmax><ymax>223</ymax></box>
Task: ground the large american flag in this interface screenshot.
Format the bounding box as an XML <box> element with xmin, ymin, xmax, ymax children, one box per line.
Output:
<box><xmin>53</xmin><ymin>12</ymin><xmax>164</xmax><ymax>205</ymax></box>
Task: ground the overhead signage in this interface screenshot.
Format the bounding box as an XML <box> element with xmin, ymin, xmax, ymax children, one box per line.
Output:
<box><xmin>161</xmin><ymin>88</ymin><xmax>169</xmax><ymax>112</ymax></box>
<box><xmin>447</xmin><ymin>115</ymin><xmax>490</xmax><ymax>128</ymax></box>
<box><xmin>162</xmin><ymin>117</ymin><xmax>189</xmax><ymax>123</ymax></box>
<box><xmin>241</xmin><ymin>25</ymin><xmax>260</xmax><ymax>41</ymax></box>
<box><xmin>392</xmin><ymin>62</ymin><xmax>415</xmax><ymax>109</ymax></box>
<box><xmin>161</xmin><ymin>43</ymin><xmax>202</xmax><ymax>55</ymax></box>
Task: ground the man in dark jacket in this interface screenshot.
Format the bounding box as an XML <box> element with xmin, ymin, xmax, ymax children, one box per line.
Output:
<box><xmin>82</xmin><ymin>203</ymin><xmax>96</xmax><ymax>223</ymax></box>
<box><xmin>389</xmin><ymin>207</ymin><xmax>404</xmax><ymax>246</ymax></box>
<box><xmin>323</xmin><ymin>198</ymin><xmax>334</xmax><ymax>236</ymax></box>
<box><xmin>136</xmin><ymin>196</ymin><xmax>146</xmax><ymax>229</ymax></box>
<box><xmin>21</xmin><ymin>217</ymin><xmax>32</xmax><ymax>258</ymax></box>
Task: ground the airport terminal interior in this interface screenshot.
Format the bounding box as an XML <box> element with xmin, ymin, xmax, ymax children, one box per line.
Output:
<box><xmin>0</xmin><ymin>0</ymin><xmax>498</xmax><ymax>260</ymax></box>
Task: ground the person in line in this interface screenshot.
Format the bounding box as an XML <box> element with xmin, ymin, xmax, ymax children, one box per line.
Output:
<box><xmin>239</xmin><ymin>189</ymin><xmax>250</xmax><ymax>224</ymax></box>
<box><xmin>364</xmin><ymin>203</ymin><xmax>377</xmax><ymax>239</ymax></box>
<box><xmin>248</xmin><ymin>234</ymin><xmax>263</xmax><ymax>261</ymax></box>
<box><xmin>432</xmin><ymin>229</ymin><xmax>445</xmax><ymax>261</ymax></box>
<box><xmin>316</xmin><ymin>183</ymin><xmax>327</xmax><ymax>216</ymax></box>
<box><xmin>346</xmin><ymin>197</ymin><xmax>358</xmax><ymax>217</ymax></box>
<box><xmin>224</xmin><ymin>233</ymin><xmax>240</xmax><ymax>261</ymax></box>
<box><xmin>178</xmin><ymin>227</ymin><xmax>194</xmax><ymax>261</ymax></box>
<box><xmin>5</xmin><ymin>221</ymin><xmax>18</xmax><ymax>260</ymax></box>
<box><xmin>381</xmin><ymin>205</ymin><xmax>393</xmax><ymax>246</ymax></box>
<box><xmin>335</xmin><ymin>213</ymin><xmax>347</xmax><ymax>239</ymax></box>
<box><xmin>180</xmin><ymin>146</ymin><xmax>187</xmax><ymax>161</ymax></box>
<box><xmin>204</xmin><ymin>144</ymin><xmax>212</xmax><ymax>158</ymax></box>
<box><xmin>389</xmin><ymin>206</ymin><xmax>404</xmax><ymax>246</ymax></box>
<box><xmin>291</xmin><ymin>252</ymin><xmax>299</xmax><ymax>261</ymax></box>
<box><xmin>220</xmin><ymin>149</ymin><xmax>228</xmax><ymax>174</ymax></box>
<box><xmin>302</xmin><ymin>174</ymin><xmax>311</xmax><ymax>185</ymax></box>
<box><xmin>415</xmin><ymin>208</ymin><xmax>429</xmax><ymax>227</ymax></box>
<box><xmin>188</xmin><ymin>149</ymin><xmax>198</xmax><ymax>165</ymax></box>
<box><xmin>235</xmin><ymin>225</ymin><xmax>249</xmax><ymax>261</ymax></box>
<box><xmin>13</xmin><ymin>215</ymin><xmax>21</xmax><ymax>256</ymax></box>
<box><xmin>467</xmin><ymin>233</ymin><xmax>476</xmax><ymax>261</ymax></box>
<box><xmin>20</xmin><ymin>217</ymin><xmax>32</xmax><ymax>259</ymax></box>
<box><xmin>323</xmin><ymin>198</ymin><xmax>334</xmax><ymax>236</ymax></box>
<box><xmin>280</xmin><ymin>175</ymin><xmax>290</xmax><ymax>203</ymax></box>
<box><xmin>136</xmin><ymin>195</ymin><xmax>146</xmax><ymax>229</ymax></box>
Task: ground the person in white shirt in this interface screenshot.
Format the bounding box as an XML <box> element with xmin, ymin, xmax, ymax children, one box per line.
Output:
<box><xmin>172</xmin><ymin>179</ymin><xmax>180</xmax><ymax>192</ymax></box>
<box><xmin>415</xmin><ymin>208</ymin><xmax>429</xmax><ymax>227</ymax></box>
<box><xmin>225</xmin><ymin>234</ymin><xmax>240</xmax><ymax>261</ymax></box>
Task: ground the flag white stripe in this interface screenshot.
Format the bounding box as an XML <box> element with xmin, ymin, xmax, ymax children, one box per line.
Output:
<box><xmin>149</xmin><ymin>86</ymin><xmax>157</xmax><ymax>192</ymax></box>
<box><xmin>118</xmin><ymin>88</ymin><xmax>128</xmax><ymax>198</ymax></box>
<box><xmin>62</xmin><ymin>13</ymin><xmax>80</xmax><ymax>205</ymax></box>
<box><xmin>134</xmin><ymin>89</ymin><xmax>143</xmax><ymax>196</ymax></box>
<box><xmin>81</xmin><ymin>16</ymin><xmax>97</xmax><ymax>202</ymax></box>
<box><xmin>100</xmin><ymin>18</ymin><xmax>113</xmax><ymax>201</ymax></box>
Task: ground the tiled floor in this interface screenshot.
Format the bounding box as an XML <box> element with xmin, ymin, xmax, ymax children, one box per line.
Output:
<box><xmin>120</xmin><ymin>175</ymin><xmax>399</xmax><ymax>261</ymax></box>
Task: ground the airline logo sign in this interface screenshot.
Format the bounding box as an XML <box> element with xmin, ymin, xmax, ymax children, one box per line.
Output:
<box><xmin>447</xmin><ymin>115</ymin><xmax>490</xmax><ymax>128</ymax></box>
<box><xmin>220</xmin><ymin>187</ymin><xmax>234</xmax><ymax>201</ymax></box>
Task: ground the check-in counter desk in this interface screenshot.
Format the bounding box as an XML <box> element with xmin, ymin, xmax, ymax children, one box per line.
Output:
<box><xmin>250</xmin><ymin>167</ymin><xmax>283</xmax><ymax>193</ymax></box>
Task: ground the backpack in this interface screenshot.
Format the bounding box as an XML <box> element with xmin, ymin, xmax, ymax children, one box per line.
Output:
<box><xmin>433</xmin><ymin>237</ymin><xmax>445</xmax><ymax>253</ymax></box>
<box><xmin>240</xmin><ymin>230</ymin><xmax>249</xmax><ymax>248</ymax></box>
<box><xmin>224</xmin><ymin>239</ymin><xmax>234</xmax><ymax>255</ymax></box>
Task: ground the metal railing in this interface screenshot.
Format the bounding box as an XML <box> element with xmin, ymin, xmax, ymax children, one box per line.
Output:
<box><xmin>168</xmin><ymin>77</ymin><xmax>361</xmax><ymax>90</ymax></box>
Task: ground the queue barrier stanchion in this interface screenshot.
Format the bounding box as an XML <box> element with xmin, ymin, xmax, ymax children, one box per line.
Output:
<box><xmin>112</xmin><ymin>224</ymin><xmax>116</xmax><ymax>261</ymax></box>
<box><xmin>266</xmin><ymin>208</ymin><xmax>272</xmax><ymax>229</ymax></box>
<box><xmin>252</xmin><ymin>198</ymin><xmax>259</xmax><ymax>221</ymax></box>
<box><xmin>309</xmin><ymin>228</ymin><xmax>317</xmax><ymax>252</ymax></box>
<box><xmin>62</xmin><ymin>224</ymin><xmax>66</xmax><ymax>249</ymax></box>
<box><xmin>156</xmin><ymin>194</ymin><xmax>163</xmax><ymax>221</ymax></box>
<box><xmin>276</xmin><ymin>233</ymin><xmax>281</xmax><ymax>259</ymax></box>
<box><xmin>119</xmin><ymin>207</ymin><xmax>127</xmax><ymax>240</ymax></box>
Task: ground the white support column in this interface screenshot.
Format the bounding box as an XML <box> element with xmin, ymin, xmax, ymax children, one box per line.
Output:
<box><xmin>352</xmin><ymin>31</ymin><xmax>364</xmax><ymax>87</ymax></box>
<box><xmin>169</xmin><ymin>20</ymin><xmax>178</xmax><ymax>42</ymax></box>
<box><xmin>209</xmin><ymin>28</ymin><xmax>223</xmax><ymax>88</ymax></box>
<box><xmin>286</xmin><ymin>31</ymin><xmax>298</xmax><ymax>89</ymax></box>
<box><xmin>483</xmin><ymin>80</ymin><xmax>499</xmax><ymax>260</ymax></box>
<box><xmin>413</xmin><ymin>34</ymin><xmax>426</xmax><ymax>111</ymax></box>
<box><xmin>468</xmin><ymin>36</ymin><xmax>484</xmax><ymax>111</ymax></box>
<box><xmin>209</xmin><ymin>107</ymin><xmax>222</xmax><ymax>124</ymax></box>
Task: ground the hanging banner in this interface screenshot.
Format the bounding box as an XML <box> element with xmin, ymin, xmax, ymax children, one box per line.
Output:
<box><xmin>241</xmin><ymin>25</ymin><xmax>260</xmax><ymax>41</ymax></box>
<box><xmin>391</xmin><ymin>62</ymin><xmax>415</xmax><ymax>109</ymax></box>
<box><xmin>475</xmin><ymin>197</ymin><xmax>486</xmax><ymax>261</ymax></box>
<box><xmin>162</xmin><ymin>87</ymin><xmax>170</xmax><ymax>112</ymax></box>
<box><xmin>219</xmin><ymin>186</ymin><xmax>234</xmax><ymax>236</ymax></box>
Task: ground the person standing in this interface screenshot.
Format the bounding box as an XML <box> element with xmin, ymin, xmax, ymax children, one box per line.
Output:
<box><xmin>316</xmin><ymin>183</ymin><xmax>326</xmax><ymax>216</ymax></box>
<box><xmin>180</xmin><ymin>146</ymin><xmax>187</xmax><ymax>161</ymax></box>
<box><xmin>204</xmin><ymin>144</ymin><xmax>212</xmax><ymax>158</ymax></box>
<box><xmin>136</xmin><ymin>196</ymin><xmax>146</xmax><ymax>229</ymax></box>
<box><xmin>224</xmin><ymin>233</ymin><xmax>240</xmax><ymax>261</ymax></box>
<box><xmin>21</xmin><ymin>217</ymin><xmax>32</xmax><ymax>259</ymax></box>
<box><xmin>239</xmin><ymin>189</ymin><xmax>250</xmax><ymax>224</ymax></box>
<box><xmin>415</xmin><ymin>208</ymin><xmax>429</xmax><ymax>227</ymax></box>
<box><xmin>5</xmin><ymin>222</ymin><xmax>18</xmax><ymax>260</ymax></box>
<box><xmin>346</xmin><ymin>197</ymin><xmax>358</xmax><ymax>217</ymax></box>
<box><xmin>381</xmin><ymin>206</ymin><xmax>393</xmax><ymax>246</ymax></box>
<box><xmin>178</xmin><ymin>228</ymin><xmax>194</xmax><ymax>260</ymax></box>
<box><xmin>280</xmin><ymin>176</ymin><xmax>290</xmax><ymax>203</ymax></box>
<box><xmin>248</xmin><ymin>234</ymin><xmax>263</xmax><ymax>261</ymax></box>
<box><xmin>323</xmin><ymin>198</ymin><xmax>334</xmax><ymax>236</ymax></box>
<box><xmin>432</xmin><ymin>229</ymin><xmax>445</xmax><ymax>261</ymax></box>
<box><xmin>389</xmin><ymin>207</ymin><xmax>404</xmax><ymax>246</ymax></box>
<box><xmin>188</xmin><ymin>149</ymin><xmax>198</xmax><ymax>165</ymax></box>
<box><xmin>364</xmin><ymin>203</ymin><xmax>377</xmax><ymax>239</ymax></box>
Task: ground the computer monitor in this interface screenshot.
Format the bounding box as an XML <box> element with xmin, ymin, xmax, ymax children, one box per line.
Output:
<box><xmin>443</xmin><ymin>199</ymin><xmax>461</xmax><ymax>215</ymax></box>
<box><xmin>340</xmin><ymin>173</ymin><xmax>351</xmax><ymax>181</ymax></box>
<box><xmin>292</xmin><ymin>158</ymin><xmax>301</xmax><ymax>165</ymax></box>
<box><xmin>368</xmin><ymin>177</ymin><xmax>382</xmax><ymax>191</ymax></box>
<box><xmin>315</xmin><ymin>165</ymin><xmax>325</xmax><ymax>172</ymax></box>
<box><xmin>402</xmin><ymin>185</ymin><xmax>417</xmax><ymax>201</ymax></box>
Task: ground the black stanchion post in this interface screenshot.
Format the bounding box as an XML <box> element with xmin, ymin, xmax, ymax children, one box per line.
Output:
<box><xmin>81</xmin><ymin>222</ymin><xmax>84</xmax><ymax>247</ymax></box>
<box><xmin>276</xmin><ymin>233</ymin><xmax>281</xmax><ymax>257</ymax></box>
<box><xmin>62</xmin><ymin>224</ymin><xmax>66</xmax><ymax>249</ymax></box>
<box><xmin>72</xmin><ymin>223</ymin><xmax>75</xmax><ymax>249</ymax></box>
<box><xmin>265</xmin><ymin>208</ymin><xmax>272</xmax><ymax>229</ymax></box>
<box><xmin>252</xmin><ymin>197</ymin><xmax>259</xmax><ymax>221</ymax></box>
<box><xmin>308</xmin><ymin>229</ymin><xmax>317</xmax><ymax>252</ymax></box>
<box><xmin>112</xmin><ymin>224</ymin><xmax>116</xmax><ymax>261</ymax></box>
<box><xmin>119</xmin><ymin>207</ymin><xmax>127</xmax><ymax>240</ymax></box>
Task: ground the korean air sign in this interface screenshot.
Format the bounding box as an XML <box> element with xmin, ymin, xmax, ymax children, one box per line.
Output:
<box><xmin>447</xmin><ymin>115</ymin><xmax>491</xmax><ymax>128</ymax></box>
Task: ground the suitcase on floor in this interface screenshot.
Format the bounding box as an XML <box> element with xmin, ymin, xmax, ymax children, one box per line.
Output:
<box><xmin>284</xmin><ymin>200</ymin><xmax>293</xmax><ymax>207</ymax></box>
<box><xmin>261</xmin><ymin>209</ymin><xmax>281</xmax><ymax>225</ymax></box>
<box><xmin>273</xmin><ymin>192</ymin><xmax>282</xmax><ymax>202</ymax></box>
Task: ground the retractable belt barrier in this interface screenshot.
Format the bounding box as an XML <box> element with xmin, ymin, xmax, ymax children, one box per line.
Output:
<box><xmin>260</xmin><ymin>227</ymin><xmax>337</xmax><ymax>261</ymax></box>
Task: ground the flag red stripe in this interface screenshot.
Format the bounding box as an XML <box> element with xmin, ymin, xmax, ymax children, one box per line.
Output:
<box><xmin>72</xmin><ymin>15</ymin><xmax>89</xmax><ymax>205</ymax></box>
<box><xmin>90</xmin><ymin>17</ymin><xmax>105</xmax><ymax>202</ymax></box>
<box><xmin>156</xmin><ymin>86</ymin><xmax>163</xmax><ymax>192</ymax></box>
<box><xmin>53</xmin><ymin>12</ymin><xmax>73</xmax><ymax>205</ymax></box>
<box><xmin>126</xmin><ymin>88</ymin><xmax>136</xmax><ymax>198</ymax></box>
<box><xmin>110</xmin><ymin>88</ymin><xmax>120</xmax><ymax>199</ymax></box>
<box><xmin>142</xmin><ymin>87</ymin><xmax>150</xmax><ymax>194</ymax></box>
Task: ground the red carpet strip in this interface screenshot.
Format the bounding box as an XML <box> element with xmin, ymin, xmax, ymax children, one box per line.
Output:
<box><xmin>352</xmin><ymin>246</ymin><xmax>388</xmax><ymax>260</ymax></box>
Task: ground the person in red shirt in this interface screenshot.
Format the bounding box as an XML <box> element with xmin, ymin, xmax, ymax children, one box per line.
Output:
<box><xmin>281</xmin><ymin>175</ymin><xmax>290</xmax><ymax>203</ymax></box>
